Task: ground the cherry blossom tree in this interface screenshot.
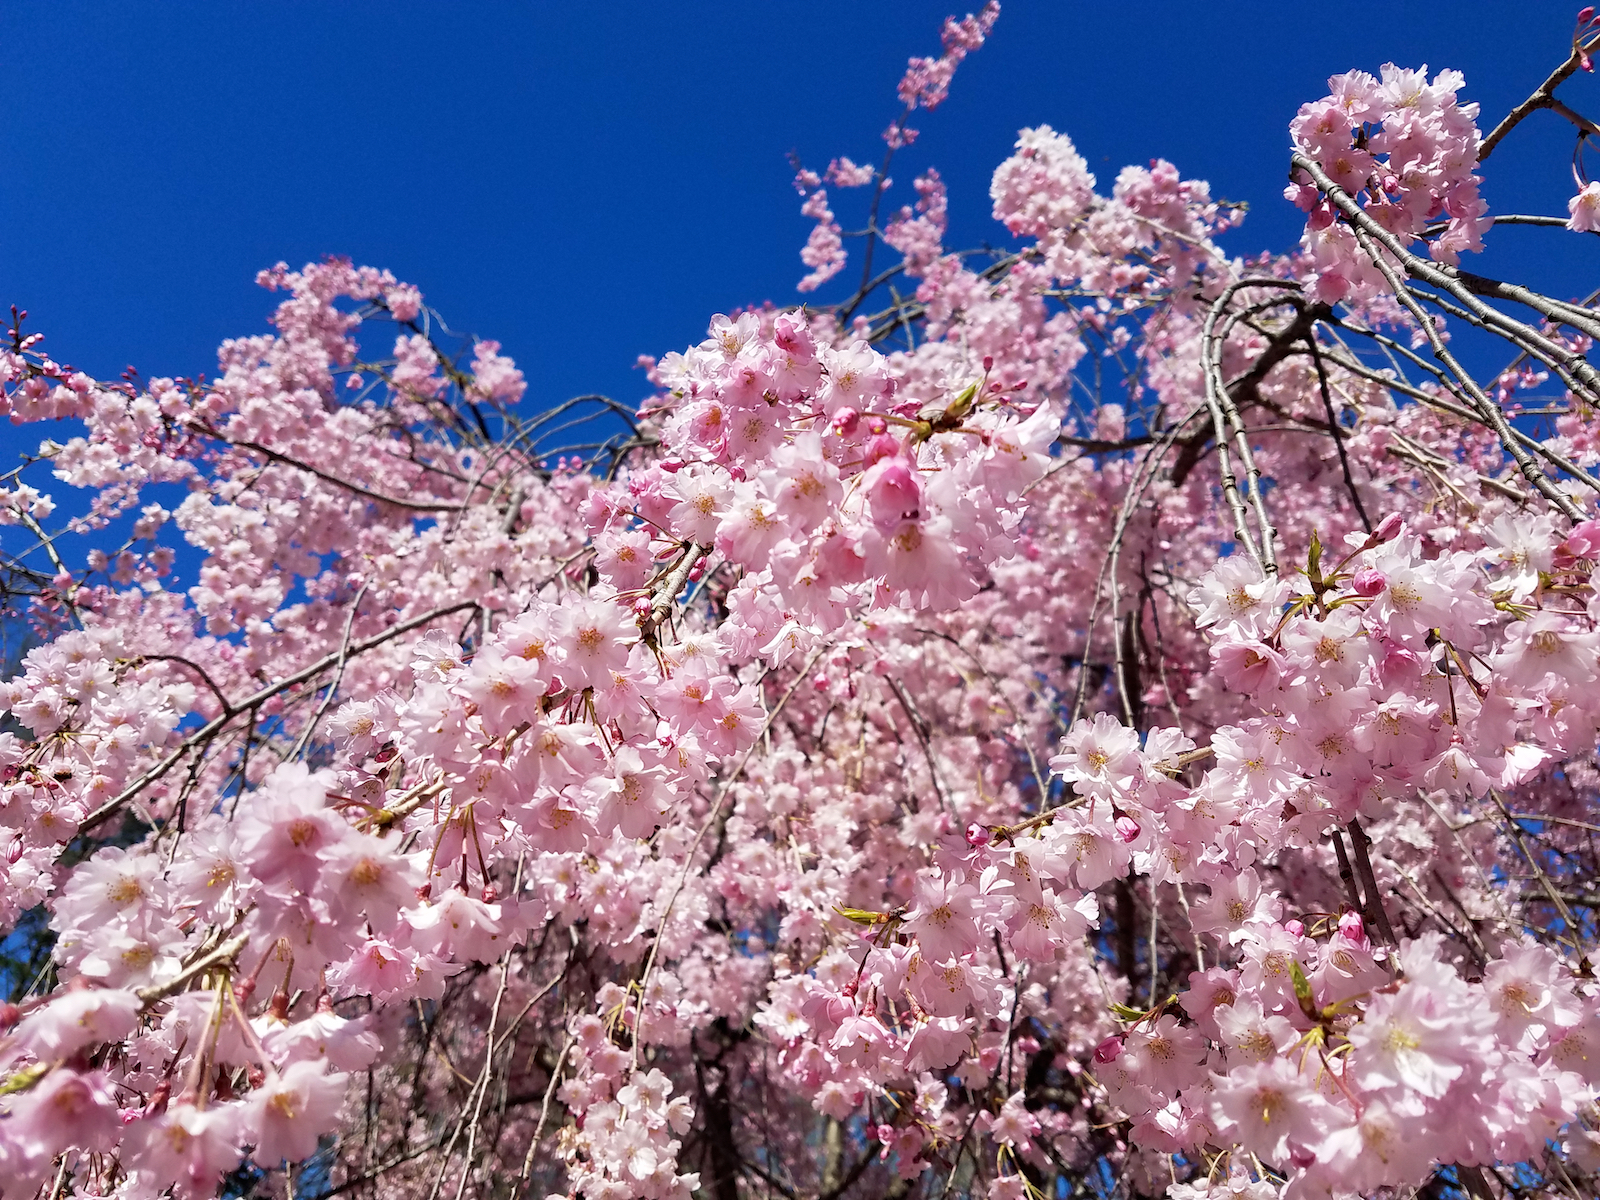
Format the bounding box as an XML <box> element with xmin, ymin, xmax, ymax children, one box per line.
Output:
<box><xmin>5</xmin><ymin>5</ymin><xmax>1600</xmax><ymax>1199</ymax></box>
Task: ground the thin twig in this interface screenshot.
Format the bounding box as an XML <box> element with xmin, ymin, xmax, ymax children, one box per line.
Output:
<box><xmin>80</xmin><ymin>599</ymin><xmax>482</xmax><ymax>834</ymax></box>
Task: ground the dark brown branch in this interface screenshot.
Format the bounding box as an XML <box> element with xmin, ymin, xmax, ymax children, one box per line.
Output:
<box><xmin>1345</xmin><ymin>818</ymin><xmax>1399</xmax><ymax>948</ymax></box>
<box><xmin>129</xmin><ymin>654</ymin><xmax>235</xmax><ymax>716</ymax></box>
<box><xmin>1305</xmin><ymin>333</ymin><xmax>1373</xmax><ymax>531</ymax></box>
<box><xmin>201</xmin><ymin>429</ymin><xmax>464</xmax><ymax>512</ymax></box>
<box><xmin>1330</xmin><ymin>828</ymin><xmax>1363</xmax><ymax>916</ymax></box>
<box><xmin>1480</xmin><ymin>41</ymin><xmax>1600</xmax><ymax>161</ymax></box>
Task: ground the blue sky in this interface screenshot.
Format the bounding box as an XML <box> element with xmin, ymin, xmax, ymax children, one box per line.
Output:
<box><xmin>1</xmin><ymin>1</ymin><xmax>1595</xmax><ymax>436</ymax></box>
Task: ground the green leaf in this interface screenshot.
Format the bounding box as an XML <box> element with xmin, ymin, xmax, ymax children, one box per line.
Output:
<box><xmin>1290</xmin><ymin>958</ymin><xmax>1317</xmax><ymax>1019</ymax></box>
<box><xmin>947</xmin><ymin>381</ymin><xmax>980</xmax><ymax>421</ymax></box>
<box><xmin>0</xmin><ymin>1062</ymin><xmax>49</xmax><ymax>1096</ymax></box>
<box><xmin>833</xmin><ymin>905</ymin><xmax>887</xmax><ymax>927</ymax></box>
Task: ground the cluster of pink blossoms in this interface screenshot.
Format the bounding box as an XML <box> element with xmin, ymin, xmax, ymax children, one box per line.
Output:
<box><xmin>2</xmin><ymin>7</ymin><xmax>1600</xmax><ymax>1199</ymax></box>
<box><xmin>791</xmin><ymin>0</ymin><xmax>999</xmax><ymax>291</ymax></box>
<box><xmin>1288</xmin><ymin>64</ymin><xmax>1491</xmax><ymax>298</ymax></box>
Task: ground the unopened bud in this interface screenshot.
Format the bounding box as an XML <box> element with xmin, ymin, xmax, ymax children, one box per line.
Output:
<box><xmin>965</xmin><ymin>822</ymin><xmax>992</xmax><ymax>847</ymax></box>
<box><xmin>1352</xmin><ymin>567</ymin><xmax>1386</xmax><ymax>597</ymax></box>
<box><xmin>1113</xmin><ymin>814</ymin><xmax>1142</xmax><ymax>843</ymax></box>
<box><xmin>1372</xmin><ymin>513</ymin><xmax>1403</xmax><ymax>543</ymax></box>
<box><xmin>1338</xmin><ymin>908</ymin><xmax>1366</xmax><ymax>943</ymax></box>
<box><xmin>831</xmin><ymin>407</ymin><xmax>860</xmax><ymax>437</ymax></box>
<box><xmin>1093</xmin><ymin>1034</ymin><xmax>1123</xmax><ymax>1063</ymax></box>
<box><xmin>143</xmin><ymin>1077</ymin><xmax>172</xmax><ymax>1118</ymax></box>
<box><xmin>863</xmin><ymin>432</ymin><xmax>900</xmax><ymax>468</ymax></box>
<box><xmin>982</xmin><ymin>355</ymin><xmax>994</xmax><ymax>372</ymax></box>
<box><xmin>1284</xmin><ymin>918</ymin><xmax>1305</xmax><ymax>937</ymax></box>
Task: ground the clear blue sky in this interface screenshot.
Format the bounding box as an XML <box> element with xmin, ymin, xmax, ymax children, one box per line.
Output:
<box><xmin>1</xmin><ymin>1</ymin><xmax>1594</xmax><ymax>431</ymax></box>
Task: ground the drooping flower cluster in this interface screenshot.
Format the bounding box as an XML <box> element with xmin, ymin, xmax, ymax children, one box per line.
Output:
<box><xmin>2</xmin><ymin>8</ymin><xmax>1600</xmax><ymax>1200</ymax></box>
<box><xmin>1288</xmin><ymin>64</ymin><xmax>1491</xmax><ymax>297</ymax></box>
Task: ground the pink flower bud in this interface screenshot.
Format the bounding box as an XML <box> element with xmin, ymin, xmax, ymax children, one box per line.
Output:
<box><xmin>1372</xmin><ymin>512</ymin><xmax>1404</xmax><ymax>542</ymax></box>
<box><xmin>267</xmin><ymin>988</ymin><xmax>291</xmax><ymax>1021</ymax></box>
<box><xmin>1284</xmin><ymin>918</ymin><xmax>1305</xmax><ymax>937</ymax></box>
<box><xmin>863</xmin><ymin>456</ymin><xmax>922</xmax><ymax>532</ymax></box>
<box><xmin>982</xmin><ymin>355</ymin><xmax>994</xmax><ymax>372</ymax></box>
<box><xmin>688</xmin><ymin>563</ymin><xmax>705</xmax><ymax>582</ymax></box>
<box><xmin>831</xmin><ymin>407</ymin><xmax>861</xmax><ymax>437</ymax></box>
<box><xmin>867</xmin><ymin>416</ymin><xmax>887</xmax><ymax>436</ymax></box>
<box><xmin>142</xmin><ymin>1077</ymin><xmax>172</xmax><ymax>1118</ymax></box>
<box><xmin>1113</xmin><ymin>814</ymin><xmax>1142</xmax><ymax>843</ymax></box>
<box><xmin>965</xmin><ymin>822</ymin><xmax>992</xmax><ymax>847</ymax></box>
<box><xmin>1093</xmin><ymin>1035</ymin><xmax>1123</xmax><ymax>1063</ymax></box>
<box><xmin>1582</xmin><ymin>6</ymin><xmax>1596</xmax><ymax>23</ymax></box>
<box><xmin>1338</xmin><ymin>909</ymin><xmax>1366</xmax><ymax>942</ymax></box>
<box><xmin>812</xmin><ymin>673</ymin><xmax>830</xmax><ymax>691</ymax></box>
<box><xmin>633</xmin><ymin>597</ymin><xmax>653</xmax><ymax>618</ymax></box>
<box><xmin>1352</xmin><ymin>567</ymin><xmax>1386</xmax><ymax>597</ymax></box>
<box><xmin>863</xmin><ymin>432</ymin><xmax>900</xmax><ymax>467</ymax></box>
